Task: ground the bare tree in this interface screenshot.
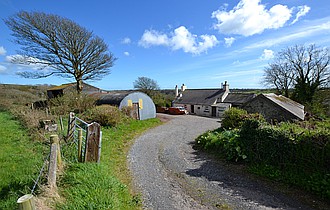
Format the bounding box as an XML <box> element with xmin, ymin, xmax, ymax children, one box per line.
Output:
<box><xmin>133</xmin><ymin>77</ymin><xmax>160</xmax><ymax>96</ymax></box>
<box><xmin>263</xmin><ymin>59</ymin><xmax>294</xmax><ymax>97</ymax></box>
<box><xmin>263</xmin><ymin>44</ymin><xmax>330</xmax><ymax>103</ymax></box>
<box><xmin>5</xmin><ymin>11</ymin><xmax>116</xmax><ymax>93</ymax></box>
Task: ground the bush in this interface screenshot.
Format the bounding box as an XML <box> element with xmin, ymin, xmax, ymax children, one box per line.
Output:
<box><xmin>221</xmin><ymin>108</ymin><xmax>247</xmax><ymax>129</ymax></box>
<box><xmin>221</xmin><ymin>108</ymin><xmax>265</xmax><ymax>130</ymax></box>
<box><xmin>196</xmin><ymin>116</ymin><xmax>330</xmax><ymax>198</ymax></box>
<box><xmin>196</xmin><ymin>129</ymin><xmax>245</xmax><ymax>161</ymax></box>
<box><xmin>82</xmin><ymin>105</ymin><xmax>129</xmax><ymax>127</ymax></box>
<box><xmin>49</xmin><ymin>91</ymin><xmax>96</xmax><ymax>115</ymax></box>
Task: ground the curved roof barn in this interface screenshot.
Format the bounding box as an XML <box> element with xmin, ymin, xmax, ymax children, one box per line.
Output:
<box><xmin>96</xmin><ymin>91</ymin><xmax>156</xmax><ymax>120</ymax></box>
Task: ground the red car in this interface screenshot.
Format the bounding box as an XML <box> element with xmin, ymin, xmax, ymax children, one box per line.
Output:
<box><xmin>168</xmin><ymin>107</ymin><xmax>187</xmax><ymax>115</ymax></box>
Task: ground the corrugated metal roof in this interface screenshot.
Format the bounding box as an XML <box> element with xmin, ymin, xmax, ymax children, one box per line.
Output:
<box><xmin>94</xmin><ymin>91</ymin><xmax>135</xmax><ymax>105</ymax></box>
<box><xmin>263</xmin><ymin>93</ymin><xmax>305</xmax><ymax>120</ymax></box>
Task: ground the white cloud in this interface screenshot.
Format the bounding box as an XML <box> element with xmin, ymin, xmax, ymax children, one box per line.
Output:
<box><xmin>212</xmin><ymin>0</ymin><xmax>294</xmax><ymax>36</ymax></box>
<box><xmin>224</xmin><ymin>37</ymin><xmax>235</xmax><ymax>47</ymax></box>
<box><xmin>121</xmin><ymin>37</ymin><xmax>131</xmax><ymax>44</ymax></box>
<box><xmin>139</xmin><ymin>26</ymin><xmax>218</xmax><ymax>54</ymax></box>
<box><xmin>260</xmin><ymin>49</ymin><xmax>274</xmax><ymax>60</ymax></box>
<box><xmin>6</xmin><ymin>54</ymin><xmax>51</xmax><ymax>70</ymax></box>
<box><xmin>245</xmin><ymin>20</ymin><xmax>330</xmax><ymax>50</ymax></box>
<box><xmin>0</xmin><ymin>65</ymin><xmax>7</xmax><ymax>74</ymax></box>
<box><xmin>291</xmin><ymin>5</ymin><xmax>310</xmax><ymax>24</ymax></box>
<box><xmin>0</xmin><ymin>46</ymin><xmax>6</xmax><ymax>55</ymax></box>
<box><xmin>139</xmin><ymin>30</ymin><xmax>169</xmax><ymax>48</ymax></box>
<box><xmin>124</xmin><ymin>51</ymin><xmax>130</xmax><ymax>56</ymax></box>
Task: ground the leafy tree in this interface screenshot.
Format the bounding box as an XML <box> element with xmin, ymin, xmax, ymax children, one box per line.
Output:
<box><xmin>133</xmin><ymin>76</ymin><xmax>160</xmax><ymax>96</ymax></box>
<box><xmin>5</xmin><ymin>11</ymin><xmax>116</xmax><ymax>93</ymax></box>
<box><xmin>263</xmin><ymin>44</ymin><xmax>330</xmax><ymax>103</ymax></box>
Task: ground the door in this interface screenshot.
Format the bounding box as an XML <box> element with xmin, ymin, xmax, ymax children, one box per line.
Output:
<box><xmin>212</xmin><ymin>107</ymin><xmax>217</xmax><ymax>117</ymax></box>
<box><xmin>191</xmin><ymin>105</ymin><xmax>195</xmax><ymax>114</ymax></box>
<box><xmin>132</xmin><ymin>103</ymin><xmax>140</xmax><ymax>120</ymax></box>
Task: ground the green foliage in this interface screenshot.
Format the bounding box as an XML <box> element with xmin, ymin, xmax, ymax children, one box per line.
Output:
<box><xmin>196</xmin><ymin>129</ymin><xmax>246</xmax><ymax>161</ymax></box>
<box><xmin>196</xmin><ymin>110</ymin><xmax>330</xmax><ymax>199</ymax></box>
<box><xmin>221</xmin><ymin>108</ymin><xmax>248</xmax><ymax>129</ymax></box>
<box><xmin>0</xmin><ymin>111</ymin><xmax>45</xmax><ymax>209</ymax></box>
<box><xmin>82</xmin><ymin>105</ymin><xmax>129</xmax><ymax>127</ymax></box>
<box><xmin>49</xmin><ymin>91</ymin><xmax>96</xmax><ymax>115</ymax></box>
<box><xmin>307</xmin><ymin>89</ymin><xmax>330</xmax><ymax>119</ymax></box>
<box><xmin>57</xmin><ymin>163</ymin><xmax>136</xmax><ymax>210</ymax></box>
<box><xmin>221</xmin><ymin>107</ymin><xmax>264</xmax><ymax>129</ymax></box>
<box><xmin>57</xmin><ymin>118</ymin><xmax>161</xmax><ymax>209</ymax></box>
<box><xmin>152</xmin><ymin>91</ymin><xmax>173</xmax><ymax>108</ymax></box>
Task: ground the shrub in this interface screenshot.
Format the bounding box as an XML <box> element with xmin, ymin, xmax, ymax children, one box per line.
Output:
<box><xmin>221</xmin><ymin>108</ymin><xmax>265</xmax><ymax>130</ymax></box>
<box><xmin>120</xmin><ymin>106</ymin><xmax>135</xmax><ymax>118</ymax></box>
<box><xmin>49</xmin><ymin>91</ymin><xmax>96</xmax><ymax>115</ymax></box>
<box><xmin>196</xmin><ymin>129</ymin><xmax>245</xmax><ymax>161</ymax></box>
<box><xmin>221</xmin><ymin>108</ymin><xmax>247</xmax><ymax>129</ymax></box>
<box><xmin>82</xmin><ymin>105</ymin><xmax>129</xmax><ymax>127</ymax></box>
<box><xmin>197</xmin><ymin>116</ymin><xmax>330</xmax><ymax>198</ymax></box>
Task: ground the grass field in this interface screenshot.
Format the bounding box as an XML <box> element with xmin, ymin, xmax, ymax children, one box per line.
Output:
<box><xmin>57</xmin><ymin>118</ymin><xmax>161</xmax><ymax>209</ymax></box>
<box><xmin>0</xmin><ymin>111</ymin><xmax>45</xmax><ymax>209</ymax></box>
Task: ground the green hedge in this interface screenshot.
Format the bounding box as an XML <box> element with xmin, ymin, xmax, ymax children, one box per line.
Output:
<box><xmin>196</xmin><ymin>109</ymin><xmax>330</xmax><ymax>198</ymax></box>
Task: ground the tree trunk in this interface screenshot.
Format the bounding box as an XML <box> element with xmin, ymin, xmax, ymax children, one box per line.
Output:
<box><xmin>76</xmin><ymin>78</ymin><xmax>83</xmax><ymax>94</ymax></box>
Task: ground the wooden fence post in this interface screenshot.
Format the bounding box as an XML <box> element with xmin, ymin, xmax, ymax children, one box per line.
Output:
<box><xmin>50</xmin><ymin>134</ymin><xmax>62</xmax><ymax>166</ymax></box>
<box><xmin>78</xmin><ymin>128</ymin><xmax>83</xmax><ymax>162</ymax></box>
<box><xmin>85</xmin><ymin>122</ymin><xmax>101</xmax><ymax>162</ymax></box>
<box><xmin>17</xmin><ymin>194</ymin><xmax>35</xmax><ymax>210</ymax></box>
<box><xmin>59</xmin><ymin>116</ymin><xmax>64</xmax><ymax>131</ymax></box>
<box><xmin>66</xmin><ymin>112</ymin><xmax>75</xmax><ymax>141</ymax></box>
<box><xmin>48</xmin><ymin>136</ymin><xmax>58</xmax><ymax>188</ymax></box>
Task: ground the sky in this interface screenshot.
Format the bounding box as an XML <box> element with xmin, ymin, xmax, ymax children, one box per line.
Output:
<box><xmin>0</xmin><ymin>0</ymin><xmax>330</xmax><ymax>90</ymax></box>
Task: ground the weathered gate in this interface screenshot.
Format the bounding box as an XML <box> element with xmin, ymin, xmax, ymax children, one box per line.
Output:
<box><xmin>66</xmin><ymin>112</ymin><xmax>102</xmax><ymax>163</ymax></box>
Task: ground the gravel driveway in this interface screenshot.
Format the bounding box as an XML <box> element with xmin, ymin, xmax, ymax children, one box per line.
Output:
<box><xmin>128</xmin><ymin>114</ymin><xmax>328</xmax><ymax>210</ymax></box>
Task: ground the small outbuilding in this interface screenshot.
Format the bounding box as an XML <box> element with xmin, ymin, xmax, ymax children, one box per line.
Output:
<box><xmin>47</xmin><ymin>82</ymin><xmax>101</xmax><ymax>99</ymax></box>
<box><xmin>242</xmin><ymin>93</ymin><xmax>305</xmax><ymax>122</ymax></box>
<box><xmin>96</xmin><ymin>91</ymin><xmax>156</xmax><ymax>120</ymax></box>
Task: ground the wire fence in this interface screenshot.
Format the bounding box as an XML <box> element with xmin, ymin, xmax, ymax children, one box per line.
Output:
<box><xmin>17</xmin><ymin>112</ymin><xmax>102</xmax><ymax>209</ymax></box>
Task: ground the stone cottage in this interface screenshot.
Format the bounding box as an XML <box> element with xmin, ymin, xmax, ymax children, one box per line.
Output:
<box><xmin>242</xmin><ymin>93</ymin><xmax>305</xmax><ymax>122</ymax></box>
<box><xmin>172</xmin><ymin>82</ymin><xmax>255</xmax><ymax>118</ymax></box>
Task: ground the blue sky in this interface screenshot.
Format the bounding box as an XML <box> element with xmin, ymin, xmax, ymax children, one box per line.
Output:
<box><xmin>0</xmin><ymin>0</ymin><xmax>329</xmax><ymax>90</ymax></box>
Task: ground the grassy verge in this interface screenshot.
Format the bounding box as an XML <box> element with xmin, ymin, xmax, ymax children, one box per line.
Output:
<box><xmin>57</xmin><ymin>118</ymin><xmax>161</xmax><ymax>209</ymax></box>
<box><xmin>0</xmin><ymin>111</ymin><xmax>45</xmax><ymax>209</ymax></box>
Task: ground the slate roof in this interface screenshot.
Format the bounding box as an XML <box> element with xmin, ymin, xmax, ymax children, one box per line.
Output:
<box><xmin>263</xmin><ymin>93</ymin><xmax>305</xmax><ymax>120</ymax></box>
<box><xmin>173</xmin><ymin>89</ymin><xmax>226</xmax><ymax>105</ymax></box>
<box><xmin>224</xmin><ymin>93</ymin><xmax>256</xmax><ymax>106</ymax></box>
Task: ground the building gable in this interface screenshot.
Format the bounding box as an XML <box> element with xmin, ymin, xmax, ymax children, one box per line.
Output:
<box><xmin>242</xmin><ymin>93</ymin><xmax>304</xmax><ymax>122</ymax></box>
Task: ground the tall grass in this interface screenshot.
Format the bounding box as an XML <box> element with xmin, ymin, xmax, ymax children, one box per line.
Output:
<box><xmin>57</xmin><ymin>118</ymin><xmax>161</xmax><ymax>209</ymax></box>
<box><xmin>0</xmin><ymin>111</ymin><xmax>46</xmax><ymax>209</ymax></box>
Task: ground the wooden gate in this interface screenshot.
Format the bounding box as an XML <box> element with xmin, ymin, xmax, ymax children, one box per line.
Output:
<box><xmin>66</xmin><ymin>112</ymin><xmax>102</xmax><ymax>163</ymax></box>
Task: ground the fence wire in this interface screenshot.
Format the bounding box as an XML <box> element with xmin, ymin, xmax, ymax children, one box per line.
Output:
<box><xmin>29</xmin><ymin>113</ymin><xmax>96</xmax><ymax>194</ymax></box>
<box><xmin>30</xmin><ymin>153</ymin><xmax>50</xmax><ymax>195</ymax></box>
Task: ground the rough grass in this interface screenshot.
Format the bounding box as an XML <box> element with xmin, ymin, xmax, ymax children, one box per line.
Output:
<box><xmin>0</xmin><ymin>111</ymin><xmax>45</xmax><ymax>209</ymax></box>
<box><xmin>57</xmin><ymin>118</ymin><xmax>161</xmax><ymax>209</ymax></box>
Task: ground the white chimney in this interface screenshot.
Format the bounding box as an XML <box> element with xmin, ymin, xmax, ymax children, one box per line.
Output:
<box><xmin>221</xmin><ymin>81</ymin><xmax>230</xmax><ymax>102</ymax></box>
<box><xmin>223</xmin><ymin>81</ymin><xmax>229</xmax><ymax>92</ymax></box>
<box><xmin>175</xmin><ymin>85</ymin><xmax>179</xmax><ymax>97</ymax></box>
<box><xmin>181</xmin><ymin>84</ymin><xmax>187</xmax><ymax>92</ymax></box>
